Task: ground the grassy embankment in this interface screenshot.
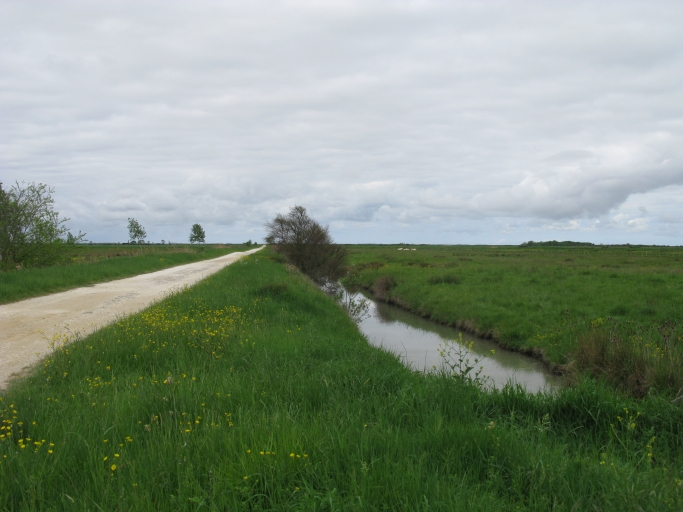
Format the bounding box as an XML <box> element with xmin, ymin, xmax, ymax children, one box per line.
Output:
<box><xmin>344</xmin><ymin>245</ymin><xmax>683</xmax><ymax>396</ymax></box>
<box><xmin>1</xmin><ymin>248</ymin><xmax>682</xmax><ymax>509</ymax></box>
<box><xmin>0</xmin><ymin>244</ymin><xmax>245</xmax><ymax>305</ymax></box>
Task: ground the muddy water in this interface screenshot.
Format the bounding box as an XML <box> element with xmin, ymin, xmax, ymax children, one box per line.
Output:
<box><xmin>351</xmin><ymin>291</ymin><xmax>564</xmax><ymax>393</ymax></box>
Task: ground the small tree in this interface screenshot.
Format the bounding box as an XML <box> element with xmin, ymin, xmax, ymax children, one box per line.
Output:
<box><xmin>0</xmin><ymin>181</ymin><xmax>84</xmax><ymax>269</ymax></box>
<box><xmin>189</xmin><ymin>223</ymin><xmax>206</xmax><ymax>244</ymax></box>
<box><xmin>127</xmin><ymin>218</ymin><xmax>146</xmax><ymax>244</ymax></box>
<box><xmin>265</xmin><ymin>205</ymin><xmax>347</xmax><ymax>285</ymax></box>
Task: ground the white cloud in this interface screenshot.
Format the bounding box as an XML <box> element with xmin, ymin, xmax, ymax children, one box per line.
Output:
<box><xmin>1</xmin><ymin>1</ymin><xmax>683</xmax><ymax>244</ymax></box>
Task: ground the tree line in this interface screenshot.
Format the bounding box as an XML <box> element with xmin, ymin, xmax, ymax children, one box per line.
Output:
<box><xmin>520</xmin><ymin>240</ymin><xmax>595</xmax><ymax>247</ymax></box>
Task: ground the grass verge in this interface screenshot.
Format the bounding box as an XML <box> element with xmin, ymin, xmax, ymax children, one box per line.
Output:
<box><xmin>0</xmin><ymin>245</ymin><xmax>243</xmax><ymax>305</ymax></box>
<box><xmin>1</xmin><ymin>248</ymin><xmax>682</xmax><ymax>509</ymax></box>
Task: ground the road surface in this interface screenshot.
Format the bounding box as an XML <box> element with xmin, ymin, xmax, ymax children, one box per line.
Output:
<box><xmin>0</xmin><ymin>246</ymin><xmax>263</xmax><ymax>389</ymax></box>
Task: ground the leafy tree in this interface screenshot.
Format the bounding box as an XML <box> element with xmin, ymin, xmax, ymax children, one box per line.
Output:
<box><xmin>265</xmin><ymin>205</ymin><xmax>347</xmax><ymax>285</ymax></box>
<box><xmin>127</xmin><ymin>218</ymin><xmax>147</xmax><ymax>244</ymax></box>
<box><xmin>0</xmin><ymin>181</ymin><xmax>84</xmax><ymax>269</ymax></box>
<box><xmin>189</xmin><ymin>223</ymin><xmax>206</xmax><ymax>244</ymax></box>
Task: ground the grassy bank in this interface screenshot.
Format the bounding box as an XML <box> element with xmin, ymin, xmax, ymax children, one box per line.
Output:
<box><xmin>1</xmin><ymin>248</ymin><xmax>682</xmax><ymax>509</ymax></box>
<box><xmin>0</xmin><ymin>244</ymin><xmax>244</xmax><ymax>305</ymax></box>
<box><xmin>344</xmin><ymin>245</ymin><xmax>683</xmax><ymax>395</ymax></box>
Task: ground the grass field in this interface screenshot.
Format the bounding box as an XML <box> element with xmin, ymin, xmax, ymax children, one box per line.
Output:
<box><xmin>0</xmin><ymin>244</ymin><xmax>247</xmax><ymax>305</ymax></box>
<box><xmin>1</xmin><ymin>248</ymin><xmax>682</xmax><ymax>510</ymax></box>
<box><xmin>344</xmin><ymin>245</ymin><xmax>683</xmax><ymax>396</ymax></box>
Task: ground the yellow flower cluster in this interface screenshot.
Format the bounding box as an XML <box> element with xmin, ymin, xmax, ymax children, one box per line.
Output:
<box><xmin>614</xmin><ymin>407</ymin><xmax>641</xmax><ymax>431</ymax></box>
<box><xmin>245</xmin><ymin>448</ymin><xmax>308</xmax><ymax>459</ymax></box>
<box><xmin>0</xmin><ymin>403</ymin><xmax>55</xmax><ymax>455</ymax></box>
<box><xmin>114</xmin><ymin>299</ymin><xmax>249</xmax><ymax>360</ymax></box>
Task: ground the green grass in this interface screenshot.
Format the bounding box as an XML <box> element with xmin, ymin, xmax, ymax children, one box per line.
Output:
<box><xmin>344</xmin><ymin>245</ymin><xmax>683</xmax><ymax>393</ymax></box>
<box><xmin>0</xmin><ymin>244</ymin><xmax>245</xmax><ymax>305</ymax></box>
<box><xmin>1</xmin><ymin>248</ymin><xmax>682</xmax><ymax>510</ymax></box>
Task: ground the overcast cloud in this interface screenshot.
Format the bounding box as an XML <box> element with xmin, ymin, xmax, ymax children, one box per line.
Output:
<box><xmin>1</xmin><ymin>1</ymin><xmax>682</xmax><ymax>244</ymax></box>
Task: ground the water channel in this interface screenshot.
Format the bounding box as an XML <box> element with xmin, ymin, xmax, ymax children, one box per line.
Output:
<box><xmin>348</xmin><ymin>289</ymin><xmax>564</xmax><ymax>393</ymax></box>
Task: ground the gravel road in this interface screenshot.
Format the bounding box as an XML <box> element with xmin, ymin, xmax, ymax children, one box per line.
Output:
<box><xmin>0</xmin><ymin>246</ymin><xmax>263</xmax><ymax>389</ymax></box>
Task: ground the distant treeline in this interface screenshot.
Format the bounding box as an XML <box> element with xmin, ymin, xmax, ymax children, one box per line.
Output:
<box><xmin>520</xmin><ymin>240</ymin><xmax>595</xmax><ymax>247</ymax></box>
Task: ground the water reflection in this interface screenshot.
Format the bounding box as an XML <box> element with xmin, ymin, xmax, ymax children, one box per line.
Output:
<box><xmin>351</xmin><ymin>290</ymin><xmax>564</xmax><ymax>393</ymax></box>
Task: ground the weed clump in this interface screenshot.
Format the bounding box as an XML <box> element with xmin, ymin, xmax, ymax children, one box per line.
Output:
<box><xmin>428</xmin><ymin>273</ymin><xmax>461</xmax><ymax>285</ymax></box>
<box><xmin>575</xmin><ymin>317</ymin><xmax>683</xmax><ymax>398</ymax></box>
<box><xmin>256</xmin><ymin>282</ymin><xmax>289</xmax><ymax>298</ymax></box>
<box><xmin>373</xmin><ymin>275</ymin><xmax>396</xmax><ymax>301</ymax></box>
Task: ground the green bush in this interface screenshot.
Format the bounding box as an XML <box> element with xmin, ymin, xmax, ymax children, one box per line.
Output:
<box><xmin>0</xmin><ymin>181</ymin><xmax>84</xmax><ymax>269</ymax></box>
<box><xmin>265</xmin><ymin>205</ymin><xmax>347</xmax><ymax>285</ymax></box>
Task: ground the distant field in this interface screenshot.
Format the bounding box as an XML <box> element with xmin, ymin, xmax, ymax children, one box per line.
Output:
<box><xmin>2</xmin><ymin>248</ymin><xmax>681</xmax><ymax>510</ymax></box>
<box><xmin>0</xmin><ymin>244</ymin><xmax>247</xmax><ymax>305</ymax></box>
<box><xmin>344</xmin><ymin>245</ymin><xmax>683</xmax><ymax>394</ymax></box>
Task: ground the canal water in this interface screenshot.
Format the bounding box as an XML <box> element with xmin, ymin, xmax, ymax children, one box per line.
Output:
<box><xmin>349</xmin><ymin>290</ymin><xmax>564</xmax><ymax>393</ymax></box>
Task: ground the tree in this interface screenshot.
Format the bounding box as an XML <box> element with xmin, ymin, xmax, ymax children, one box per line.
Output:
<box><xmin>265</xmin><ymin>205</ymin><xmax>347</xmax><ymax>285</ymax></box>
<box><xmin>189</xmin><ymin>223</ymin><xmax>206</xmax><ymax>244</ymax></box>
<box><xmin>127</xmin><ymin>218</ymin><xmax>147</xmax><ymax>244</ymax></box>
<box><xmin>0</xmin><ymin>181</ymin><xmax>84</xmax><ymax>269</ymax></box>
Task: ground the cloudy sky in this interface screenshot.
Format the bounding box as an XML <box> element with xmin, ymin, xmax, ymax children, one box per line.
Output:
<box><xmin>2</xmin><ymin>1</ymin><xmax>682</xmax><ymax>245</ymax></box>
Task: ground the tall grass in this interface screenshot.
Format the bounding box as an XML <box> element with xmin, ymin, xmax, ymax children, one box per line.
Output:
<box><xmin>575</xmin><ymin>317</ymin><xmax>683</xmax><ymax>397</ymax></box>
<box><xmin>0</xmin><ymin>245</ymin><xmax>241</xmax><ymax>304</ymax></box>
<box><xmin>1</xmin><ymin>249</ymin><xmax>682</xmax><ymax>509</ymax></box>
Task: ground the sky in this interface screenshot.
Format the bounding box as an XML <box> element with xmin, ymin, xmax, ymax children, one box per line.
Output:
<box><xmin>1</xmin><ymin>1</ymin><xmax>682</xmax><ymax>245</ymax></box>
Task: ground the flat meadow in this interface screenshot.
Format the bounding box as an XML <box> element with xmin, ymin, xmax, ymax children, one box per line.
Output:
<box><xmin>0</xmin><ymin>244</ymin><xmax>244</xmax><ymax>305</ymax></box>
<box><xmin>1</xmin><ymin>248</ymin><xmax>682</xmax><ymax>510</ymax></box>
<box><xmin>344</xmin><ymin>244</ymin><xmax>683</xmax><ymax>397</ymax></box>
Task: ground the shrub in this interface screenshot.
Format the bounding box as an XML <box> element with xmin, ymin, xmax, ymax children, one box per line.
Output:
<box><xmin>0</xmin><ymin>181</ymin><xmax>84</xmax><ymax>269</ymax></box>
<box><xmin>264</xmin><ymin>205</ymin><xmax>347</xmax><ymax>285</ymax></box>
<box><xmin>373</xmin><ymin>275</ymin><xmax>396</xmax><ymax>301</ymax></box>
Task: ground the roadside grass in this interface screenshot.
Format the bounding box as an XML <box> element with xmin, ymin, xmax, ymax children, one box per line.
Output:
<box><xmin>0</xmin><ymin>244</ymin><xmax>243</xmax><ymax>305</ymax></box>
<box><xmin>344</xmin><ymin>245</ymin><xmax>683</xmax><ymax>396</ymax></box>
<box><xmin>1</xmin><ymin>249</ymin><xmax>682</xmax><ymax>510</ymax></box>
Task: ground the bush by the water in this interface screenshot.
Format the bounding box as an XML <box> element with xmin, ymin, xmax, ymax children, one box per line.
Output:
<box><xmin>264</xmin><ymin>205</ymin><xmax>347</xmax><ymax>285</ymax></box>
<box><xmin>372</xmin><ymin>274</ymin><xmax>396</xmax><ymax>300</ymax></box>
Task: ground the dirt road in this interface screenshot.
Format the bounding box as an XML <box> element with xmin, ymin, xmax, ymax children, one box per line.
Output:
<box><xmin>0</xmin><ymin>246</ymin><xmax>263</xmax><ymax>390</ymax></box>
